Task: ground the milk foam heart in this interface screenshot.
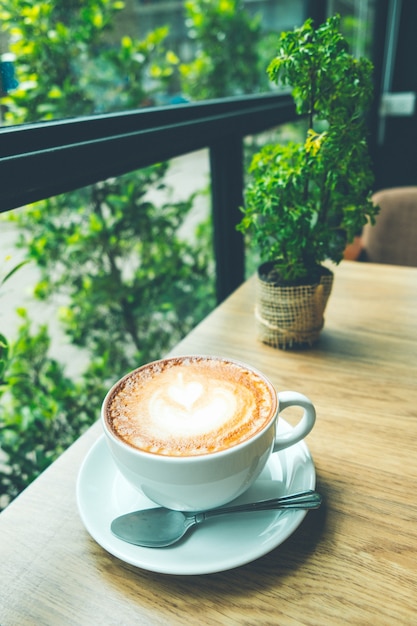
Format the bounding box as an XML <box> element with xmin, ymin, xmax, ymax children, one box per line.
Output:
<box><xmin>167</xmin><ymin>376</ymin><xmax>204</xmax><ymax>411</ymax></box>
<box><xmin>150</xmin><ymin>377</ymin><xmax>237</xmax><ymax>437</ymax></box>
<box><xmin>106</xmin><ymin>356</ymin><xmax>274</xmax><ymax>456</ymax></box>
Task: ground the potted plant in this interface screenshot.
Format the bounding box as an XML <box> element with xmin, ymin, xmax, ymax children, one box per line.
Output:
<box><xmin>238</xmin><ymin>15</ymin><xmax>379</xmax><ymax>348</ymax></box>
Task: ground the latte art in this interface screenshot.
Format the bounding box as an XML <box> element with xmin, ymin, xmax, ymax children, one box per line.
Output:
<box><xmin>106</xmin><ymin>357</ymin><xmax>274</xmax><ymax>456</ymax></box>
<box><xmin>149</xmin><ymin>375</ymin><xmax>239</xmax><ymax>437</ymax></box>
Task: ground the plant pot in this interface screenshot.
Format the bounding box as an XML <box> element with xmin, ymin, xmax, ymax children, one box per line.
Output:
<box><xmin>255</xmin><ymin>264</ymin><xmax>334</xmax><ymax>349</ymax></box>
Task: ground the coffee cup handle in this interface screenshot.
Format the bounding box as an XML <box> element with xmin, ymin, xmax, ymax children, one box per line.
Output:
<box><xmin>272</xmin><ymin>391</ymin><xmax>316</xmax><ymax>452</ymax></box>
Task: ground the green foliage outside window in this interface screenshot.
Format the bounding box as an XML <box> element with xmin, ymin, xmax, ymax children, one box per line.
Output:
<box><xmin>0</xmin><ymin>0</ymin><xmax>176</xmax><ymax>121</ymax></box>
<box><xmin>0</xmin><ymin>309</ymin><xmax>101</xmax><ymax>506</ymax></box>
<box><xmin>0</xmin><ymin>0</ymin><xmax>216</xmax><ymax>509</ymax></box>
<box><xmin>179</xmin><ymin>0</ymin><xmax>265</xmax><ymax>99</ymax></box>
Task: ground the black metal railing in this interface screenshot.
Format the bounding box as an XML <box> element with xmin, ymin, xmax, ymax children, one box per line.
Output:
<box><xmin>0</xmin><ymin>92</ymin><xmax>297</xmax><ymax>301</ymax></box>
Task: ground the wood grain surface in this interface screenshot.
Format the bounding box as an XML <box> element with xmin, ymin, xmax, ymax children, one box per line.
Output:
<box><xmin>1</xmin><ymin>261</ymin><xmax>416</xmax><ymax>625</ymax></box>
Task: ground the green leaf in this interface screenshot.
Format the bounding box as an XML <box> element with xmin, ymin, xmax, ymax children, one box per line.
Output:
<box><xmin>0</xmin><ymin>260</ymin><xmax>29</xmax><ymax>287</ymax></box>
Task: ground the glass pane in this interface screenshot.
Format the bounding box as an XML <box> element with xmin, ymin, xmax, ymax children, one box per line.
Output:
<box><xmin>0</xmin><ymin>148</ymin><xmax>214</xmax><ymax>508</ymax></box>
<box><xmin>327</xmin><ymin>0</ymin><xmax>377</xmax><ymax>59</ymax></box>
<box><xmin>0</xmin><ymin>0</ymin><xmax>309</xmax><ymax>126</ymax></box>
<box><xmin>0</xmin><ymin>149</ymin><xmax>214</xmax><ymax>375</ymax></box>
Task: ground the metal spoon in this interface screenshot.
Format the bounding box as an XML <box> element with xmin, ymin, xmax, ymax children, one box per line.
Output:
<box><xmin>111</xmin><ymin>489</ymin><xmax>322</xmax><ymax>548</ymax></box>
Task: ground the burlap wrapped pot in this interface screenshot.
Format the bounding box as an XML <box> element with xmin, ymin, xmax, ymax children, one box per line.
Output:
<box><xmin>255</xmin><ymin>266</ymin><xmax>334</xmax><ymax>349</ymax></box>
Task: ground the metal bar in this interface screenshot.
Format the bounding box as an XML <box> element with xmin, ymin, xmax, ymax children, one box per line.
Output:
<box><xmin>210</xmin><ymin>135</ymin><xmax>245</xmax><ymax>303</ymax></box>
<box><xmin>0</xmin><ymin>93</ymin><xmax>295</xmax><ymax>212</ymax></box>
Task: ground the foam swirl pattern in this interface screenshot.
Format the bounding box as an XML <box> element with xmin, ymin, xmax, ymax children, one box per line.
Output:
<box><xmin>107</xmin><ymin>357</ymin><xmax>274</xmax><ymax>456</ymax></box>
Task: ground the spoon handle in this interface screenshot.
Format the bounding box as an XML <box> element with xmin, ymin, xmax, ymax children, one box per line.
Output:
<box><xmin>200</xmin><ymin>490</ymin><xmax>322</xmax><ymax>521</ymax></box>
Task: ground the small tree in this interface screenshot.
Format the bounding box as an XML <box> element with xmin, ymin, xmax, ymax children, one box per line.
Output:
<box><xmin>238</xmin><ymin>16</ymin><xmax>378</xmax><ymax>284</ymax></box>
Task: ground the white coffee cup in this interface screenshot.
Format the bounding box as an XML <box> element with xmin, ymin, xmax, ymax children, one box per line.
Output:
<box><xmin>101</xmin><ymin>355</ymin><xmax>316</xmax><ymax>511</ymax></box>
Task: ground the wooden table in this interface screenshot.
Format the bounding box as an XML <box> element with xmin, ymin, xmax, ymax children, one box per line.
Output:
<box><xmin>1</xmin><ymin>261</ymin><xmax>416</xmax><ymax>625</ymax></box>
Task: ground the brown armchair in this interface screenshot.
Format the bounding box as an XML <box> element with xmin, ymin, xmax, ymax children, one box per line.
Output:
<box><xmin>344</xmin><ymin>187</ymin><xmax>417</xmax><ymax>267</ymax></box>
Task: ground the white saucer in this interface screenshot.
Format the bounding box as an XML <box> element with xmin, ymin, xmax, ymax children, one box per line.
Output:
<box><xmin>76</xmin><ymin>419</ymin><xmax>316</xmax><ymax>575</ymax></box>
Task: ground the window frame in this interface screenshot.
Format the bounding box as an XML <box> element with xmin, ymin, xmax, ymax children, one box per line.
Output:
<box><xmin>0</xmin><ymin>92</ymin><xmax>296</xmax><ymax>300</ymax></box>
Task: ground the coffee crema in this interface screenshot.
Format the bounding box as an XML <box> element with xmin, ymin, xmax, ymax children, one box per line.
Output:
<box><xmin>105</xmin><ymin>357</ymin><xmax>275</xmax><ymax>456</ymax></box>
